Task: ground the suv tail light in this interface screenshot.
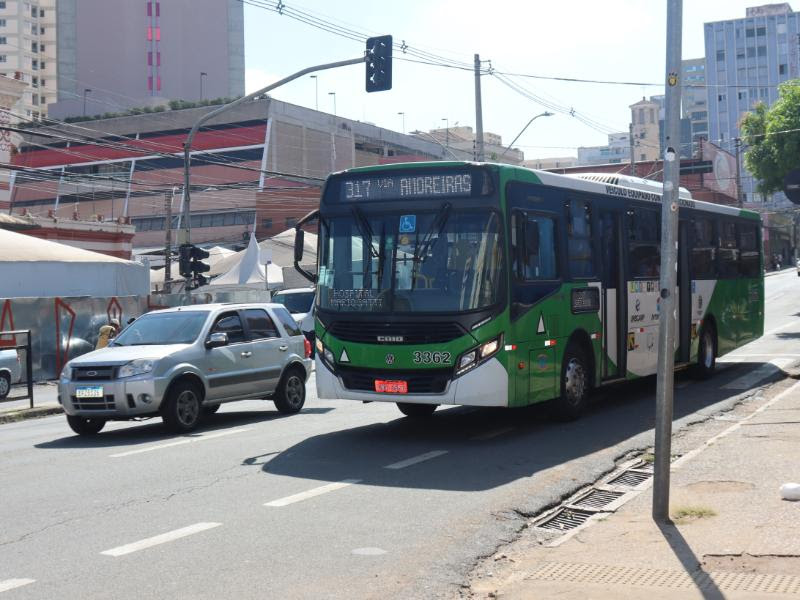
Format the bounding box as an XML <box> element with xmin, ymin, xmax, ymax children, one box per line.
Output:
<box><xmin>303</xmin><ymin>338</ymin><xmax>312</xmax><ymax>359</ymax></box>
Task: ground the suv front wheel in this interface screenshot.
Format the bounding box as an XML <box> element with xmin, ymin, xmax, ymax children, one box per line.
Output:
<box><xmin>161</xmin><ymin>380</ymin><xmax>203</xmax><ymax>432</ymax></box>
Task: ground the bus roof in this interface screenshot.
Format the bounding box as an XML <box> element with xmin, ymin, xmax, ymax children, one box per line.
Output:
<box><xmin>335</xmin><ymin>161</ymin><xmax>760</xmax><ymax>221</ymax></box>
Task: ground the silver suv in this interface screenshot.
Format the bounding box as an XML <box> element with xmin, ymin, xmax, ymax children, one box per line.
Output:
<box><xmin>58</xmin><ymin>303</ymin><xmax>312</xmax><ymax>435</ymax></box>
<box><xmin>0</xmin><ymin>348</ymin><xmax>22</xmax><ymax>400</ymax></box>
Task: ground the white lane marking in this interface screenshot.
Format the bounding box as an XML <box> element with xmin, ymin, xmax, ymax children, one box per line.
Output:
<box><xmin>383</xmin><ymin>450</ymin><xmax>448</xmax><ymax>470</ymax></box>
<box><xmin>109</xmin><ymin>428</ymin><xmax>252</xmax><ymax>458</ymax></box>
<box><xmin>100</xmin><ymin>522</ymin><xmax>221</xmax><ymax>557</ymax></box>
<box><xmin>0</xmin><ymin>579</ymin><xmax>35</xmax><ymax>593</ymax></box>
<box><xmin>264</xmin><ymin>479</ymin><xmax>361</xmax><ymax>507</ymax></box>
<box><xmin>471</xmin><ymin>427</ymin><xmax>515</xmax><ymax>441</ymax></box>
<box><xmin>721</xmin><ymin>359</ymin><xmax>792</xmax><ymax>390</ymax></box>
<box><xmin>673</xmin><ymin>379</ymin><xmax>800</xmax><ymax>469</ymax></box>
<box><xmin>722</xmin><ymin>353</ymin><xmax>800</xmax><ymax>358</ymax></box>
<box><xmin>352</xmin><ymin>547</ymin><xmax>387</xmax><ymax>556</ymax></box>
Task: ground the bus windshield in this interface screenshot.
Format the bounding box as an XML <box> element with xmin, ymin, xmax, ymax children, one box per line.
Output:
<box><xmin>317</xmin><ymin>208</ymin><xmax>504</xmax><ymax>313</ymax></box>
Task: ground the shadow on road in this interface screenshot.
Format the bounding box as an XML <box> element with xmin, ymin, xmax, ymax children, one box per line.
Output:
<box><xmin>259</xmin><ymin>361</ymin><xmax>781</xmax><ymax>493</ymax></box>
<box><xmin>34</xmin><ymin>406</ymin><xmax>334</xmax><ymax>449</ymax></box>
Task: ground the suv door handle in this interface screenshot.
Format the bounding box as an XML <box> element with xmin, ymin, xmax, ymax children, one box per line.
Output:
<box><xmin>279</xmin><ymin>345</ymin><xmax>288</xmax><ymax>352</ymax></box>
<box><xmin>240</xmin><ymin>351</ymin><xmax>253</xmax><ymax>358</ymax></box>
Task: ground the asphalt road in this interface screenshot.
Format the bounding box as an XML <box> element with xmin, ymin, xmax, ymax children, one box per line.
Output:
<box><xmin>1</xmin><ymin>270</ymin><xmax>798</xmax><ymax>600</ymax></box>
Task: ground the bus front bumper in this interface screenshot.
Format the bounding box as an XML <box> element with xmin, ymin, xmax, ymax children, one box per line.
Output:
<box><xmin>315</xmin><ymin>356</ymin><xmax>508</xmax><ymax>407</ymax></box>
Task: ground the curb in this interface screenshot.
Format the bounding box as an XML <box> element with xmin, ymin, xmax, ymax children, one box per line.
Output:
<box><xmin>0</xmin><ymin>405</ymin><xmax>63</xmax><ymax>424</ymax></box>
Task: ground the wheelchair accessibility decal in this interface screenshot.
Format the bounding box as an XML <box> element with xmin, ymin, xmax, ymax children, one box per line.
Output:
<box><xmin>399</xmin><ymin>215</ymin><xmax>416</xmax><ymax>233</ymax></box>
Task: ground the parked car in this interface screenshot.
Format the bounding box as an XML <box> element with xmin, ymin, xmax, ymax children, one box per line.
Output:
<box><xmin>58</xmin><ymin>303</ymin><xmax>313</xmax><ymax>435</ymax></box>
<box><xmin>271</xmin><ymin>287</ymin><xmax>316</xmax><ymax>351</ymax></box>
<box><xmin>0</xmin><ymin>348</ymin><xmax>22</xmax><ymax>400</ymax></box>
<box><xmin>796</xmin><ymin>257</ymin><xmax>800</xmax><ymax>277</ymax></box>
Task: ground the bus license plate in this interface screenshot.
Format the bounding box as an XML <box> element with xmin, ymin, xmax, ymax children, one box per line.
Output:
<box><xmin>375</xmin><ymin>380</ymin><xmax>408</xmax><ymax>394</ymax></box>
<box><xmin>75</xmin><ymin>386</ymin><xmax>104</xmax><ymax>399</ymax></box>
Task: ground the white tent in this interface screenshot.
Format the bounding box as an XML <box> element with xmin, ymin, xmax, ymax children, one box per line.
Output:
<box><xmin>0</xmin><ymin>228</ymin><xmax>149</xmax><ymax>298</ymax></box>
<box><xmin>205</xmin><ymin>232</ymin><xmax>284</xmax><ymax>290</ymax></box>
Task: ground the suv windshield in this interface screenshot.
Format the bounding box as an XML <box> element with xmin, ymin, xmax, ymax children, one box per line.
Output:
<box><xmin>112</xmin><ymin>311</ymin><xmax>208</xmax><ymax>346</ymax></box>
<box><xmin>318</xmin><ymin>208</ymin><xmax>504</xmax><ymax>313</ymax></box>
<box><xmin>272</xmin><ymin>291</ymin><xmax>315</xmax><ymax>314</ymax></box>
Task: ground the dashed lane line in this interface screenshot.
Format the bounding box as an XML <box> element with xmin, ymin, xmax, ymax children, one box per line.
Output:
<box><xmin>383</xmin><ymin>450</ymin><xmax>448</xmax><ymax>470</ymax></box>
<box><xmin>264</xmin><ymin>479</ymin><xmax>361</xmax><ymax>507</ymax></box>
<box><xmin>100</xmin><ymin>522</ymin><xmax>222</xmax><ymax>557</ymax></box>
<box><xmin>109</xmin><ymin>428</ymin><xmax>252</xmax><ymax>458</ymax></box>
<box><xmin>0</xmin><ymin>579</ymin><xmax>35</xmax><ymax>593</ymax></box>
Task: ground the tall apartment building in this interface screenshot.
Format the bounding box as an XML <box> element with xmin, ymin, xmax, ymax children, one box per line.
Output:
<box><xmin>704</xmin><ymin>3</ymin><xmax>800</xmax><ymax>204</ymax></box>
<box><xmin>50</xmin><ymin>0</ymin><xmax>244</xmax><ymax>119</ymax></box>
<box><xmin>0</xmin><ymin>0</ymin><xmax>56</xmax><ymax>120</ymax></box>
<box><xmin>682</xmin><ymin>58</ymin><xmax>708</xmax><ymax>145</ymax></box>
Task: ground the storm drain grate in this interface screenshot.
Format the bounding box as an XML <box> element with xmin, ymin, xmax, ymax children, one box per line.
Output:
<box><xmin>537</xmin><ymin>508</ymin><xmax>595</xmax><ymax>532</ymax></box>
<box><xmin>607</xmin><ymin>469</ymin><xmax>652</xmax><ymax>488</ymax></box>
<box><xmin>571</xmin><ymin>489</ymin><xmax>625</xmax><ymax>510</ymax></box>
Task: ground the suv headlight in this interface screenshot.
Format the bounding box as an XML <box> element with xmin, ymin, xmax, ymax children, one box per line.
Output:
<box><xmin>118</xmin><ymin>359</ymin><xmax>155</xmax><ymax>378</ymax></box>
<box><xmin>60</xmin><ymin>363</ymin><xmax>72</xmax><ymax>381</ymax></box>
<box><xmin>455</xmin><ymin>334</ymin><xmax>503</xmax><ymax>377</ymax></box>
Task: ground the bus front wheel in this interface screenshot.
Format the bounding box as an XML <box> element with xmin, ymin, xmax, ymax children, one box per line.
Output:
<box><xmin>551</xmin><ymin>344</ymin><xmax>590</xmax><ymax>421</ymax></box>
<box><xmin>397</xmin><ymin>402</ymin><xmax>438</xmax><ymax>418</ymax></box>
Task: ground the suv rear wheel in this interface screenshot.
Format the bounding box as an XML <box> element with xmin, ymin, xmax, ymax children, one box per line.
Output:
<box><xmin>161</xmin><ymin>380</ymin><xmax>203</xmax><ymax>432</ymax></box>
<box><xmin>274</xmin><ymin>368</ymin><xmax>306</xmax><ymax>414</ymax></box>
<box><xmin>0</xmin><ymin>372</ymin><xmax>10</xmax><ymax>400</ymax></box>
<box><xmin>66</xmin><ymin>415</ymin><xmax>106</xmax><ymax>436</ymax></box>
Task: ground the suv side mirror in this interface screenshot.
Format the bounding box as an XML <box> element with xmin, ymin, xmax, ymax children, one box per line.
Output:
<box><xmin>205</xmin><ymin>332</ymin><xmax>229</xmax><ymax>349</ymax></box>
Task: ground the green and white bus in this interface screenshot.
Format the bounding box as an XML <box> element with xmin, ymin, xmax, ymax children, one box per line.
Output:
<box><xmin>294</xmin><ymin>162</ymin><xmax>764</xmax><ymax>418</ymax></box>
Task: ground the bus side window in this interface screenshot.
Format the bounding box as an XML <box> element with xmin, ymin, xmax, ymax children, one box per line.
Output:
<box><xmin>513</xmin><ymin>211</ymin><xmax>558</xmax><ymax>281</ymax></box>
<box><xmin>738</xmin><ymin>222</ymin><xmax>760</xmax><ymax>277</ymax></box>
<box><xmin>718</xmin><ymin>220</ymin><xmax>739</xmax><ymax>278</ymax></box>
<box><xmin>628</xmin><ymin>208</ymin><xmax>660</xmax><ymax>279</ymax></box>
<box><xmin>568</xmin><ymin>198</ymin><xmax>594</xmax><ymax>279</ymax></box>
<box><xmin>691</xmin><ymin>217</ymin><xmax>717</xmax><ymax>279</ymax></box>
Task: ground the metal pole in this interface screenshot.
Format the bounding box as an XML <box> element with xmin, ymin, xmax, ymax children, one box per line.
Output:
<box><xmin>26</xmin><ymin>332</ymin><xmax>33</xmax><ymax>409</ymax></box>
<box><xmin>500</xmin><ymin>111</ymin><xmax>552</xmax><ymax>158</ymax></box>
<box><xmin>629</xmin><ymin>122</ymin><xmax>636</xmax><ymax>176</ymax></box>
<box><xmin>474</xmin><ymin>53</ymin><xmax>485</xmax><ymax>161</ymax></box>
<box><xmin>182</xmin><ymin>55</ymin><xmax>365</xmax><ymax>300</ymax></box>
<box><xmin>735</xmin><ymin>137</ymin><xmax>743</xmax><ymax>208</ymax></box>
<box><xmin>164</xmin><ymin>189</ymin><xmax>173</xmax><ymax>294</ymax></box>
<box><xmin>653</xmin><ymin>0</ymin><xmax>683</xmax><ymax>523</ymax></box>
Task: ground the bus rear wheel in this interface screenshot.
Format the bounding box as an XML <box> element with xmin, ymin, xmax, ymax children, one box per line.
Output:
<box><xmin>693</xmin><ymin>324</ymin><xmax>716</xmax><ymax>380</ymax></box>
<box><xmin>551</xmin><ymin>344</ymin><xmax>590</xmax><ymax>421</ymax></box>
<box><xmin>397</xmin><ymin>402</ymin><xmax>438</xmax><ymax>418</ymax></box>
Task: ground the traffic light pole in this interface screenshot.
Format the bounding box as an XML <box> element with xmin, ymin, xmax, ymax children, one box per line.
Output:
<box><xmin>181</xmin><ymin>56</ymin><xmax>366</xmax><ymax>301</ymax></box>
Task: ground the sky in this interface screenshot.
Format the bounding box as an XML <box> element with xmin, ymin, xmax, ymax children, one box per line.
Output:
<box><xmin>242</xmin><ymin>0</ymin><xmax>764</xmax><ymax>160</ymax></box>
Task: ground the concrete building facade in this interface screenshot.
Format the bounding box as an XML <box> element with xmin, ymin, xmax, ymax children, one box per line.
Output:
<box><xmin>629</xmin><ymin>97</ymin><xmax>661</xmax><ymax>162</ymax></box>
<box><xmin>576</xmin><ymin>132</ymin><xmax>630</xmax><ymax>166</ymax></box>
<box><xmin>522</xmin><ymin>156</ymin><xmax>577</xmax><ymax>170</ymax></box>
<box><xmin>423</xmin><ymin>126</ymin><xmax>524</xmax><ymax>164</ymax></box>
<box><xmin>50</xmin><ymin>0</ymin><xmax>244</xmax><ymax>119</ymax></box>
<box><xmin>704</xmin><ymin>2</ymin><xmax>800</xmax><ymax>204</ymax></box>
<box><xmin>0</xmin><ymin>0</ymin><xmax>56</xmax><ymax>120</ymax></box>
<box><xmin>682</xmin><ymin>57</ymin><xmax>709</xmax><ymax>146</ymax></box>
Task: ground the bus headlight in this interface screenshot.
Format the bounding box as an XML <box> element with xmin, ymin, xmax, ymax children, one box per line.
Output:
<box><xmin>455</xmin><ymin>334</ymin><xmax>503</xmax><ymax>377</ymax></box>
<box><xmin>323</xmin><ymin>347</ymin><xmax>335</xmax><ymax>365</ymax></box>
<box><xmin>315</xmin><ymin>338</ymin><xmax>323</xmax><ymax>354</ymax></box>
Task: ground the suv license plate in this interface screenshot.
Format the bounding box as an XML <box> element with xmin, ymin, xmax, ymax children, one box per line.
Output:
<box><xmin>375</xmin><ymin>380</ymin><xmax>408</xmax><ymax>394</ymax></box>
<box><xmin>75</xmin><ymin>386</ymin><xmax>104</xmax><ymax>399</ymax></box>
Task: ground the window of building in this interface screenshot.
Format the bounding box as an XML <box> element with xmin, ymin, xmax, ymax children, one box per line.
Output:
<box><xmin>758</xmin><ymin>66</ymin><xmax>767</xmax><ymax>80</ymax></box>
<box><xmin>640</xmin><ymin>153</ymin><xmax>646</xmax><ymax>161</ymax></box>
<box><xmin>757</xmin><ymin>45</ymin><xmax>767</xmax><ymax>57</ymax></box>
<box><xmin>737</xmin><ymin>67</ymin><xmax>746</xmax><ymax>79</ymax></box>
<box><xmin>738</xmin><ymin>91</ymin><xmax>746</xmax><ymax>100</ymax></box>
<box><xmin>39</xmin><ymin>95</ymin><xmax>45</xmax><ymax>104</ymax></box>
<box><xmin>39</xmin><ymin>60</ymin><xmax>45</xmax><ymax>70</ymax></box>
<box><xmin>39</xmin><ymin>26</ymin><xmax>44</xmax><ymax>34</ymax></box>
<box><xmin>156</xmin><ymin>2</ymin><xmax>160</xmax><ymax>17</ymax></box>
<box><xmin>0</xmin><ymin>2</ymin><xmax>6</xmax><ymax>9</ymax></box>
<box><xmin>649</xmin><ymin>108</ymin><xmax>655</xmax><ymax>124</ymax></box>
<box><xmin>261</xmin><ymin>218</ymin><xmax>273</xmax><ymax>229</ymax></box>
<box><xmin>31</xmin><ymin>76</ymin><xmax>37</xmax><ymax>87</ymax></box>
<box><xmin>567</xmin><ymin>199</ymin><xmax>594</xmax><ymax>278</ymax></box>
<box><xmin>285</xmin><ymin>217</ymin><xmax>298</xmax><ymax>227</ymax></box>
<box><xmin>40</xmin><ymin>78</ymin><xmax>45</xmax><ymax>87</ymax></box>
<box><xmin>30</xmin><ymin>41</ymin><xmax>37</xmax><ymax>52</ymax></box>
<box><xmin>39</xmin><ymin>8</ymin><xmax>43</xmax><ymax>17</ymax></box>
<box><xmin>778</xmin><ymin>22</ymin><xmax>787</xmax><ymax>34</ymax></box>
<box><xmin>147</xmin><ymin>76</ymin><xmax>153</xmax><ymax>91</ymax></box>
<box><xmin>638</xmin><ymin>107</ymin><xmax>644</xmax><ymax>124</ymax></box>
<box><xmin>746</xmin><ymin>27</ymin><xmax>755</xmax><ymax>38</ymax></box>
<box><xmin>0</xmin><ymin>20</ymin><xmax>5</xmax><ymax>27</ymax></box>
<box><xmin>756</xmin><ymin>26</ymin><xmax>766</xmax><ymax>36</ymax></box>
<box><xmin>760</xmin><ymin>87</ymin><xmax>768</xmax><ymax>99</ymax></box>
<box><xmin>156</xmin><ymin>76</ymin><xmax>161</xmax><ymax>91</ymax></box>
<box><xmin>147</xmin><ymin>26</ymin><xmax>152</xmax><ymax>41</ymax></box>
<box><xmin>736</xmin><ymin>50</ymin><xmax>745</xmax><ymax>60</ymax></box>
<box><xmin>147</xmin><ymin>52</ymin><xmax>152</xmax><ymax>66</ymax></box>
<box><xmin>780</xmin><ymin>63</ymin><xmax>788</xmax><ymax>75</ymax></box>
<box><xmin>718</xmin><ymin>93</ymin><xmax>726</xmax><ymax>102</ymax></box>
<box><xmin>155</xmin><ymin>27</ymin><xmax>160</xmax><ymax>41</ymax></box>
<box><xmin>716</xmin><ymin>49</ymin><xmax>725</xmax><ymax>61</ymax></box>
<box><xmin>0</xmin><ymin>37</ymin><xmax>6</xmax><ymax>45</ymax></box>
<box><xmin>156</xmin><ymin>52</ymin><xmax>161</xmax><ymax>66</ymax></box>
<box><xmin>747</xmin><ymin>46</ymin><xmax>756</xmax><ymax>58</ymax></box>
<box><xmin>30</xmin><ymin>6</ymin><xmax>36</xmax><ymax>17</ymax></box>
<box><xmin>147</xmin><ymin>1</ymin><xmax>152</xmax><ymax>16</ymax></box>
<box><xmin>0</xmin><ymin>55</ymin><xmax>8</xmax><ymax>63</ymax></box>
<box><xmin>31</xmin><ymin>95</ymin><xmax>38</xmax><ymax>105</ymax></box>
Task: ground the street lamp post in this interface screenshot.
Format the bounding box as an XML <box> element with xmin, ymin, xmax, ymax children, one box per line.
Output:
<box><xmin>500</xmin><ymin>111</ymin><xmax>553</xmax><ymax>159</ymax></box>
<box><xmin>82</xmin><ymin>88</ymin><xmax>91</xmax><ymax>116</ymax></box>
<box><xmin>310</xmin><ymin>75</ymin><xmax>318</xmax><ymax>110</ymax></box>
<box><xmin>398</xmin><ymin>111</ymin><xmax>405</xmax><ymax>134</ymax></box>
<box><xmin>200</xmin><ymin>72</ymin><xmax>207</xmax><ymax>101</ymax></box>
<box><xmin>328</xmin><ymin>91</ymin><xmax>336</xmax><ymax>117</ymax></box>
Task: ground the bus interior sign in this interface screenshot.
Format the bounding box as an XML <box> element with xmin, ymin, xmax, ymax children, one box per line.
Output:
<box><xmin>339</xmin><ymin>171</ymin><xmax>481</xmax><ymax>202</ymax></box>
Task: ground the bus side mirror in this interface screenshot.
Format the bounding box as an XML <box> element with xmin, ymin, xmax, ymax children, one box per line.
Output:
<box><xmin>294</xmin><ymin>209</ymin><xmax>319</xmax><ymax>283</ymax></box>
<box><xmin>294</xmin><ymin>229</ymin><xmax>305</xmax><ymax>263</ymax></box>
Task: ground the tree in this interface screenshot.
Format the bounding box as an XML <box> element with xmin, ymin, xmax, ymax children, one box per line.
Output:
<box><xmin>740</xmin><ymin>79</ymin><xmax>800</xmax><ymax>195</ymax></box>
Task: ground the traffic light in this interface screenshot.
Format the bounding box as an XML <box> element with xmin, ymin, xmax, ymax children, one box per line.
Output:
<box><xmin>366</xmin><ymin>35</ymin><xmax>392</xmax><ymax>93</ymax></box>
<box><xmin>178</xmin><ymin>244</ymin><xmax>193</xmax><ymax>278</ymax></box>
<box><xmin>178</xmin><ymin>244</ymin><xmax>211</xmax><ymax>288</ymax></box>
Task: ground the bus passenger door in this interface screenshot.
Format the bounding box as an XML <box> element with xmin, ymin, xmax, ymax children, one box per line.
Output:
<box><xmin>599</xmin><ymin>210</ymin><xmax>626</xmax><ymax>379</ymax></box>
<box><xmin>678</xmin><ymin>220</ymin><xmax>691</xmax><ymax>363</ymax></box>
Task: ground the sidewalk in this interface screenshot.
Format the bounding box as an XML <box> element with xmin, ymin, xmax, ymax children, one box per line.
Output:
<box><xmin>0</xmin><ymin>382</ymin><xmax>61</xmax><ymax>423</ymax></box>
<box><xmin>468</xmin><ymin>376</ymin><xmax>800</xmax><ymax>599</ymax></box>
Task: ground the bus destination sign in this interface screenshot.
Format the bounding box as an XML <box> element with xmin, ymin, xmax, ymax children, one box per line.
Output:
<box><xmin>340</xmin><ymin>172</ymin><xmax>472</xmax><ymax>201</ymax></box>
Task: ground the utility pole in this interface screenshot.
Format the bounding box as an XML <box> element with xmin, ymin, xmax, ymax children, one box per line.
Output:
<box><xmin>474</xmin><ymin>54</ymin><xmax>485</xmax><ymax>161</ymax></box>
<box><xmin>629</xmin><ymin>123</ymin><xmax>636</xmax><ymax>176</ymax></box>
<box><xmin>653</xmin><ymin>0</ymin><xmax>683</xmax><ymax>524</ymax></box>
<box><xmin>734</xmin><ymin>137</ymin><xmax>743</xmax><ymax>208</ymax></box>
<box><xmin>164</xmin><ymin>190</ymin><xmax>173</xmax><ymax>294</ymax></box>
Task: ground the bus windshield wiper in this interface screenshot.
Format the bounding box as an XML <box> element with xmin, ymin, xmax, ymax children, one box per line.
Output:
<box><xmin>351</xmin><ymin>206</ymin><xmax>379</xmax><ymax>258</ymax></box>
<box><xmin>411</xmin><ymin>203</ymin><xmax>452</xmax><ymax>289</ymax></box>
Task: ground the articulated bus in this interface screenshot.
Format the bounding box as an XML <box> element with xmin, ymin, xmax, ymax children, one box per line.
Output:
<box><xmin>294</xmin><ymin>162</ymin><xmax>764</xmax><ymax>419</ymax></box>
